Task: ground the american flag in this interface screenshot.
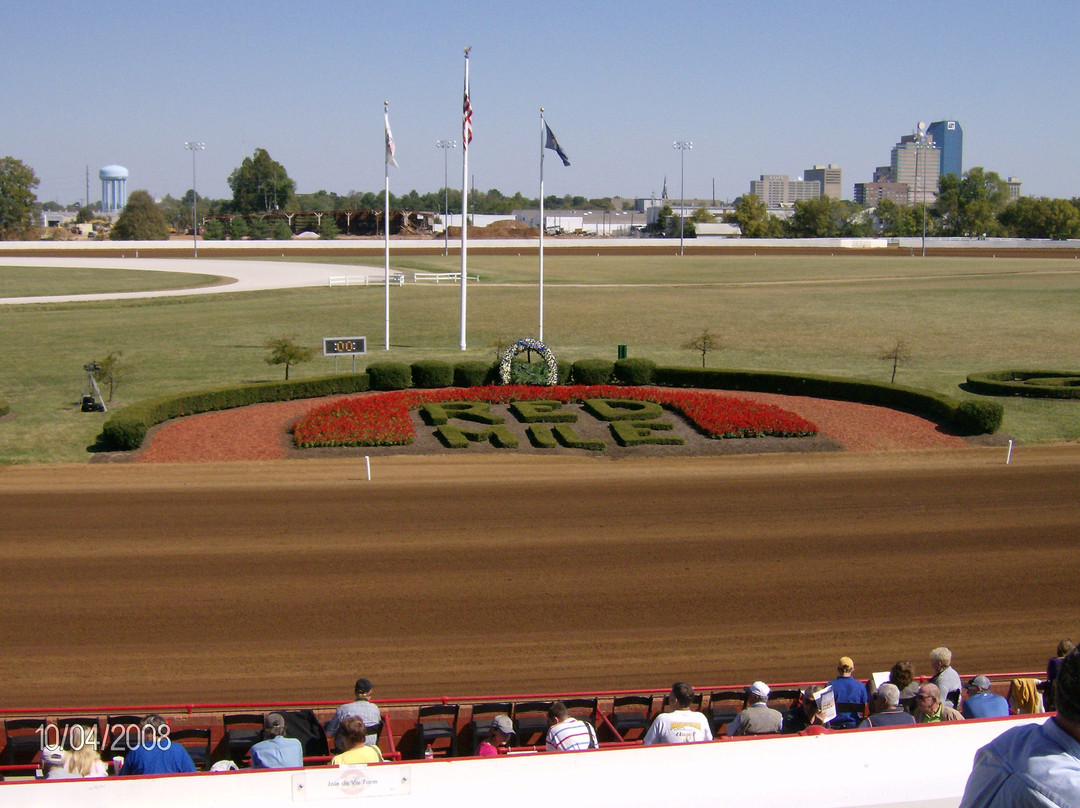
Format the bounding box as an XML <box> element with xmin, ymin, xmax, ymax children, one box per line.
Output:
<box><xmin>384</xmin><ymin>108</ymin><xmax>398</xmax><ymax>168</ymax></box>
<box><xmin>462</xmin><ymin>80</ymin><xmax>473</xmax><ymax>149</ymax></box>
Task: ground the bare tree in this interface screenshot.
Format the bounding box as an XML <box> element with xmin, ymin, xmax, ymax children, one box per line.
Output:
<box><xmin>880</xmin><ymin>339</ymin><xmax>911</xmax><ymax>383</ymax></box>
<box><xmin>92</xmin><ymin>349</ymin><xmax>128</xmax><ymax>401</ymax></box>
<box><xmin>681</xmin><ymin>329</ymin><xmax>722</xmax><ymax>368</ymax></box>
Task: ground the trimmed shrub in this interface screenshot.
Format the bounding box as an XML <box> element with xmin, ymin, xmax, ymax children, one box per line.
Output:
<box><xmin>614</xmin><ymin>357</ymin><xmax>658</xmax><ymax>386</ymax></box>
<box><xmin>454</xmin><ymin>361</ymin><xmax>491</xmax><ymax>388</ymax></box>
<box><xmin>572</xmin><ymin>358</ymin><xmax>615</xmax><ymax>385</ymax></box>
<box><xmin>98</xmin><ymin>372</ymin><xmax>371</xmax><ymax>451</ymax></box>
<box><xmin>966</xmin><ymin>370</ymin><xmax>1080</xmax><ymax>399</ymax></box>
<box><xmin>367</xmin><ymin>361</ymin><xmax>412</xmax><ymax>391</ymax></box>
<box><xmin>556</xmin><ymin>358</ymin><xmax>573</xmax><ymax>386</ymax></box>
<box><xmin>411</xmin><ymin>360</ymin><xmax>453</xmax><ymax>389</ymax></box>
<box><xmin>954</xmin><ymin>400</ymin><xmax>1004</xmax><ymax>434</ymax></box>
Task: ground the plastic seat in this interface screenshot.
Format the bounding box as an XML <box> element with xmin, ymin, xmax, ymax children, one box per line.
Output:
<box><xmin>608</xmin><ymin>695</ymin><xmax>653</xmax><ymax>741</ymax></box>
<box><xmin>2</xmin><ymin>718</ymin><xmax>47</xmax><ymax>766</ymax></box>
<box><xmin>468</xmin><ymin>702</ymin><xmax>512</xmax><ymax>754</ymax></box>
<box><xmin>511</xmin><ymin>701</ymin><xmax>553</xmax><ymax>747</ymax></box>
<box><xmin>560</xmin><ymin>697</ymin><xmax>598</xmax><ymax>723</ymax></box>
<box><xmin>170</xmin><ymin>727</ymin><xmax>212</xmax><ymax>771</ymax></box>
<box><xmin>415</xmin><ymin>704</ymin><xmax>459</xmax><ymax>758</ymax></box>
<box><xmin>829</xmin><ymin>701</ymin><xmax>869</xmax><ymax>729</ymax></box>
<box><xmin>222</xmin><ymin>713</ymin><xmax>265</xmax><ymax>763</ymax></box>
<box><xmin>707</xmin><ymin>690</ymin><xmax>746</xmax><ymax>735</ymax></box>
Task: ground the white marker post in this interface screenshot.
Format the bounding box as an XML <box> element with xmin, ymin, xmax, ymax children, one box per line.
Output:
<box><xmin>1006</xmin><ymin>440</ymin><xmax>1013</xmax><ymax>465</ymax></box>
<box><xmin>365</xmin><ymin>456</ymin><xmax>371</xmax><ymax>481</ymax></box>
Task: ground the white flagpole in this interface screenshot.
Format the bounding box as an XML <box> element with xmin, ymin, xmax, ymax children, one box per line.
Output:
<box><xmin>539</xmin><ymin>107</ymin><xmax>545</xmax><ymax>343</ymax></box>
<box><xmin>459</xmin><ymin>47</ymin><xmax>471</xmax><ymax>351</ymax></box>
<box><xmin>383</xmin><ymin>100</ymin><xmax>391</xmax><ymax>351</ymax></box>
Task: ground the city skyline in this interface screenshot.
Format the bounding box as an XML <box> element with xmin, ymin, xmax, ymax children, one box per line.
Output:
<box><xmin>4</xmin><ymin>1</ymin><xmax>1076</xmax><ymax>206</ymax></box>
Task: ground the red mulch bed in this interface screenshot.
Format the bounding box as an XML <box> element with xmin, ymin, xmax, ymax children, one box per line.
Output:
<box><xmin>133</xmin><ymin>391</ymin><xmax>969</xmax><ymax>463</ymax></box>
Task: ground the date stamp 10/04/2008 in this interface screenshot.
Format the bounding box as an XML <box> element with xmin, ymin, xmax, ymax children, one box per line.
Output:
<box><xmin>36</xmin><ymin>722</ymin><xmax>172</xmax><ymax>752</ymax></box>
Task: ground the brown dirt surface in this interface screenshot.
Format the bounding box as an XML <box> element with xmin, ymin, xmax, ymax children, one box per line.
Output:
<box><xmin>3</xmin><ymin>444</ymin><xmax>1079</xmax><ymax>710</ymax></box>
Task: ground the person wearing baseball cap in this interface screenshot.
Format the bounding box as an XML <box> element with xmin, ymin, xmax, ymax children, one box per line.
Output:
<box><xmin>325</xmin><ymin>677</ymin><xmax>382</xmax><ymax>752</ymax></box>
<box><xmin>249</xmin><ymin>713</ymin><xmax>304</xmax><ymax>769</ymax></box>
<box><xmin>726</xmin><ymin>681</ymin><xmax>783</xmax><ymax>736</ymax></box>
<box><xmin>827</xmin><ymin>656</ymin><xmax>868</xmax><ymax>729</ymax></box>
<box><xmin>476</xmin><ymin>714</ymin><xmax>514</xmax><ymax>758</ymax></box>
<box><xmin>961</xmin><ymin>676</ymin><xmax>1010</xmax><ymax>720</ymax></box>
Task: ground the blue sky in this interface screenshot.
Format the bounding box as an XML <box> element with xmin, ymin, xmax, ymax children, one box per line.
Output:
<box><xmin>4</xmin><ymin>0</ymin><xmax>1076</xmax><ymax>206</ymax></box>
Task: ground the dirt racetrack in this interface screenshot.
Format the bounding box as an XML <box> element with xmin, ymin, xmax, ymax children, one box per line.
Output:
<box><xmin>3</xmin><ymin>446</ymin><xmax>1080</xmax><ymax>709</ymax></box>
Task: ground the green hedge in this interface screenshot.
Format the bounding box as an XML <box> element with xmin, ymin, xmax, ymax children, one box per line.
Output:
<box><xmin>654</xmin><ymin>365</ymin><xmax>1001</xmax><ymax>435</ymax></box>
<box><xmin>572</xmin><ymin>358</ymin><xmax>615</xmax><ymax>385</ymax></box>
<box><xmin>454</xmin><ymin>361</ymin><xmax>492</xmax><ymax>388</ymax></box>
<box><xmin>367</xmin><ymin>361</ymin><xmax>412</xmax><ymax>390</ymax></box>
<box><xmin>614</xmin><ymin>357</ymin><xmax>658</xmax><ymax>386</ymax></box>
<box><xmin>411</xmin><ymin>360</ymin><xmax>454</xmax><ymax>388</ymax></box>
<box><xmin>966</xmin><ymin>370</ymin><xmax>1080</xmax><ymax>399</ymax></box>
<box><xmin>99</xmin><ymin>373</ymin><xmax>370</xmax><ymax>451</ymax></box>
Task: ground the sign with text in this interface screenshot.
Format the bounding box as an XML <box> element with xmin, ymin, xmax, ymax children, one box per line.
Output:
<box><xmin>323</xmin><ymin>336</ymin><xmax>367</xmax><ymax>357</ymax></box>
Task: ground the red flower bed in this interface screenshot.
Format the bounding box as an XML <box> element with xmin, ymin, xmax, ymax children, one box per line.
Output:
<box><xmin>292</xmin><ymin>386</ymin><xmax>817</xmax><ymax>448</ymax></box>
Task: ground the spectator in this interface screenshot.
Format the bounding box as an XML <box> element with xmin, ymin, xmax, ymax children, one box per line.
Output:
<box><xmin>325</xmin><ymin>678</ymin><xmax>381</xmax><ymax>752</ymax></box>
<box><xmin>827</xmin><ymin>656</ymin><xmax>869</xmax><ymax>729</ymax></box>
<box><xmin>782</xmin><ymin>685</ymin><xmax>830</xmax><ymax>735</ymax></box>
<box><xmin>545</xmin><ymin>702</ymin><xmax>598</xmax><ymax>752</ymax></box>
<box><xmin>859</xmin><ymin>684</ymin><xmax>916</xmax><ymax>728</ymax></box>
<box><xmin>330</xmin><ymin>717</ymin><xmax>384</xmax><ymax>765</ymax></box>
<box><xmin>249</xmin><ymin>713</ymin><xmax>304</xmax><ymax>769</ymax></box>
<box><xmin>122</xmin><ymin>715</ymin><xmax>196</xmax><ymax>775</ymax></box>
<box><xmin>930</xmin><ymin>647</ymin><xmax>963</xmax><ymax>709</ymax></box>
<box><xmin>41</xmin><ymin>725</ymin><xmax>108</xmax><ymax>779</ymax></box>
<box><xmin>914</xmin><ymin>683</ymin><xmax>965</xmax><ymax>724</ymax></box>
<box><xmin>1047</xmin><ymin>640</ymin><xmax>1075</xmax><ymax>711</ymax></box>
<box><xmin>889</xmin><ymin>660</ymin><xmax>921</xmax><ymax>702</ymax></box>
<box><xmin>959</xmin><ymin>647</ymin><xmax>1080</xmax><ymax>806</ymax></box>
<box><xmin>961</xmin><ymin>676</ymin><xmax>1010</xmax><ymax>720</ymax></box>
<box><xmin>1009</xmin><ymin>678</ymin><xmax>1045</xmax><ymax>715</ymax></box>
<box><xmin>726</xmin><ymin>681</ymin><xmax>783</xmax><ymax>736</ymax></box>
<box><xmin>476</xmin><ymin>715</ymin><xmax>513</xmax><ymax>757</ymax></box>
<box><xmin>642</xmin><ymin>682</ymin><xmax>713</xmax><ymax>744</ymax></box>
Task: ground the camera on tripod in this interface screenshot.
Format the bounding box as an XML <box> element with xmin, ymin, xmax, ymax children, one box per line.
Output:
<box><xmin>80</xmin><ymin>361</ymin><xmax>106</xmax><ymax>413</ymax></box>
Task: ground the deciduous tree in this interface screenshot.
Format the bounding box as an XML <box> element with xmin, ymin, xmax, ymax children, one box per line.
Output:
<box><xmin>681</xmin><ymin>329</ymin><xmax>722</xmax><ymax>368</ymax></box>
<box><xmin>228</xmin><ymin>148</ymin><xmax>295</xmax><ymax>213</ymax></box>
<box><xmin>264</xmin><ymin>335</ymin><xmax>314</xmax><ymax>380</ymax></box>
<box><xmin>110</xmin><ymin>190</ymin><xmax>169</xmax><ymax>240</ymax></box>
<box><xmin>0</xmin><ymin>156</ymin><xmax>40</xmax><ymax>239</ymax></box>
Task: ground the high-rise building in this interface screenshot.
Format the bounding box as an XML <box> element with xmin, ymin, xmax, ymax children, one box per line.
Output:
<box><xmin>1007</xmin><ymin>177</ymin><xmax>1022</xmax><ymax>200</ymax></box>
<box><xmin>854</xmin><ymin>182</ymin><xmax>909</xmax><ymax>206</ymax></box>
<box><xmin>803</xmin><ymin>165</ymin><xmax>843</xmax><ymax>199</ymax></box>
<box><xmin>891</xmin><ymin>136</ymin><xmax>940</xmax><ymax>205</ymax></box>
<box><xmin>749</xmin><ymin>174</ymin><xmax>821</xmax><ymax>206</ymax></box>
<box><xmin>926</xmin><ymin>120</ymin><xmax>963</xmax><ymax>178</ymax></box>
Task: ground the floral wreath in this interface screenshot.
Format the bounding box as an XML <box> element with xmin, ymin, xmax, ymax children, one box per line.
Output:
<box><xmin>498</xmin><ymin>338</ymin><xmax>559</xmax><ymax>386</ymax></box>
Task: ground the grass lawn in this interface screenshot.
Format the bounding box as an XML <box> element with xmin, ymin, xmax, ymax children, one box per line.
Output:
<box><xmin>1</xmin><ymin>252</ymin><xmax>1078</xmax><ymax>463</ymax></box>
<box><xmin>0</xmin><ymin>266</ymin><xmax>226</xmax><ymax>297</ymax></box>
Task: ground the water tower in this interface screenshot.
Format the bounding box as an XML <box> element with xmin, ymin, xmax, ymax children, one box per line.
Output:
<box><xmin>99</xmin><ymin>164</ymin><xmax>129</xmax><ymax>212</ymax></box>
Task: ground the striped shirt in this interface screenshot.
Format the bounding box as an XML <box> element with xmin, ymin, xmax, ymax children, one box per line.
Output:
<box><xmin>546</xmin><ymin>717</ymin><xmax>598</xmax><ymax>752</ymax></box>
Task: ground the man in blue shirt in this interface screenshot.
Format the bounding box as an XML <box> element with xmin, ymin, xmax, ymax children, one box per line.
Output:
<box><xmin>960</xmin><ymin>649</ymin><xmax>1080</xmax><ymax>806</ymax></box>
<box><xmin>121</xmin><ymin>715</ymin><xmax>197</xmax><ymax>775</ymax></box>
<box><xmin>249</xmin><ymin>713</ymin><xmax>304</xmax><ymax>769</ymax></box>
<box><xmin>827</xmin><ymin>656</ymin><xmax>868</xmax><ymax>729</ymax></box>
<box><xmin>962</xmin><ymin>676</ymin><xmax>1011</xmax><ymax>720</ymax></box>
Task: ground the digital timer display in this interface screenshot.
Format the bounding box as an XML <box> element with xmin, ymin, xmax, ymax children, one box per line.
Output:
<box><xmin>323</xmin><ymin>336</ymin><xmax>367</xmax><ymax>356</ymax></box>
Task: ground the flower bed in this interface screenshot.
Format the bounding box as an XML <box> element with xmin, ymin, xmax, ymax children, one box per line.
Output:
<box><xmin>292</xmin><ymin>386</ymin><xmax>817</xmax><ymax>449</ymax></box>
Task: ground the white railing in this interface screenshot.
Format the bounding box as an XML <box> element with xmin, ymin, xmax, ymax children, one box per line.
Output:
<box><xmin>412</xmin><ymin>272</ymin><xmax>479</xmax><ymax>283</ymax></box>
<box><xmin>328</xmin><ymin>273</ymin><xmax>405</xmax><ymax>287</ymax></box>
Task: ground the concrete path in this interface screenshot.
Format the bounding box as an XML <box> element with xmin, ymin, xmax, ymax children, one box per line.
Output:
<box><xmin>0</xmin><ymin>256</ymin><xmax>385</xmax><ymax>304</ymax></box>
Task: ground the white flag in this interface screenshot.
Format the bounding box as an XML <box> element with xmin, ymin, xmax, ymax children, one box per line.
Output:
<box><xmin>385</xmin><ymin>109</ymin><xmax>398</xmax><ymax>168</ymax></box>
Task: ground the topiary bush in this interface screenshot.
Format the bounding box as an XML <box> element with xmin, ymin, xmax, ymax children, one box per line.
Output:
<box><xmin>556</xmin><ymin>358</ymin><xmax>572</xmax><ymax>385</ymax></box>
<box><xmin>954</xmin><ymin>400</ymin><xmax>1004</xmax><ymax>434</ymax></box>
<box><xmin>367</xmin><ymin>361</ymin><xmax>412</xmax><ymax>390</ymax></box>
<box><xmin>614</xmin><ymin>357</ymin><xmax>658</xmax><ymax>386</ymax></box>
<box><xmin>453</xmin><ymin>361</ymin><xmax>491</xmax><ymax>388</ymax></box>
<box><xmin>966</xmin><ymin>370</ymin><xmax>1080</xmax><ymax>399</ymax></box>
<box><xmin>572</xmin><ymin>358</ymin><xmax>615</xmax><ymax>385</ymax></box>
<box><xmin>411</xmin><ymin>360</ymin><xmax>453</xmax><ymax>388</ymax></box>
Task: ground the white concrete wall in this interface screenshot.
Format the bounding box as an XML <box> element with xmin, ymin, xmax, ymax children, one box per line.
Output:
<box><xmin>0</xmin><ymin>716</ymin><xmax>1043</xmax><ymax>808</ymax></box>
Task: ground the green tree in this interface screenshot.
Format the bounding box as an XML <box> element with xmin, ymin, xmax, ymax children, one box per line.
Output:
<box><xmin>724</xmin><ymin>195</ymin><xmax>780</xmax><ymax>238</ymax></box>
<box><xmin>319</xmin><ymin>215</ymin><xmax>339</xmax><ymax>239</ymax></box>
<box><xmin>110</xmin><ymin>190</ymin><xmax>169</xmax><ymax>240</ymax></box>
<box><xmin>0</xmin><ymin>156</ymin><xmax>40</xmax><ymax>239</ymax></box>
<box><xmin>786</xmin><ymin>197</ymin><xmax>853</xmax><ymax>238</ymax></box>
<box><xmin>1000</xmin><ymin>197</ymin><xmax>1080</xmax><ymax>240</ymax></box>
<box><xmin>202</xmin><ymin>219</ymin><xmax>226</xmax><ymax>240</ymax></box>
<box><xmin>227</xmin><ymin>148</ymin><xmax>295</xmax><ymax>213</ymax></box>
<box><xmin>92</xmin><ymin>349</ymin><xmax>128</xmax><ymax>401</ymax></box>
<box><xmin>271</xmin><ymin>220</ymin><xmax>293</xmax><ymax>240</ymax></box>
<box><xmin>264</xmin><ymin>335</ymin><xmax>314</xmax><ymax>380</ymax></box>
<box><xmin>690</xmin><ymin>205</ymin><xmax>716</xmax><ymax>223</ymax></box>
<box><xmin>75</xmin><ymin>206</ymin><xmax>96</xmax><ymax>224</ymax></box>
<box><xmin>228</xmin><ymin>216</ymin><xmax>249</xmax><ymax>240</ymax></box>
<box><xmin>873</xmin><ymin>199</ymin><xmax>924</xmax><ymax>236</ymax></box>
<box><xmin>247</xmin><ymin>216</ymin><xmax>271</xmax><ymax>240</ymax></box>
<box><xmin>934</xmin><ymin>167</ymin><xmax>1010</xmax><ymax>237</ymax></box>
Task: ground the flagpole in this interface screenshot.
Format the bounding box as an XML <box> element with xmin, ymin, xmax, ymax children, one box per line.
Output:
<box><xmin>539</xmin><ymin>107</ymin><xmax>545</xmax><ymax>343</ymax></box>
<box><xmin>459</xmin><ymin>47</ymin><xmax>471</xmax><ymax>351</ymax></box>
<box><xmin>383</xmin><ymin>100</ymin><xmax>391</xmax><ymax>351</ymax></box>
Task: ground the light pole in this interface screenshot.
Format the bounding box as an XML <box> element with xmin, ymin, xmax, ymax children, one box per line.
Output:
<box><xmin>436</xmin><ymin>139</ymin><xmax>457</xmax><ymax>256</ymax></box>
<box><xmin>184</xmin><ymin>141</ymin><xmax>205</xmax><ymax>257</ymax></box>
<box><xmin>914</xmin><ymin>122</ymin><xmax>931</xmax><ymax>257</ymax></box>
<box><xmin>673</xmin><ymin>140</ymin><xmax>693</xmax><ymax>255</ymax></box>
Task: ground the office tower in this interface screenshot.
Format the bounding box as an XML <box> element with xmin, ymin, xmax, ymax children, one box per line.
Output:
<box><xmin>804</xmin><ymin>165</ymin><xmax>843</xmax><ymax>199</ymax></box>
<box><xmin>891</xmin><ymin>135</ymin><xmax>940</xmax><ymax>205</ymax></box>
<box><xmin>927</xmin><ymin>120</ymin><xmax>963</xmax><ymax>178</ymax></box>
<box><xmin>749</xmin><ymin>175</ymin><xmax>821</xmax><ymax>206</ymax></box>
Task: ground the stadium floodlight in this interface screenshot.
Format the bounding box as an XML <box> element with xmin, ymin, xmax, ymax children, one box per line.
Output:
<box><xmin>673</xmin><ymin>141</ymin><xmax>693</xmax><ymax>256</ymax></box>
